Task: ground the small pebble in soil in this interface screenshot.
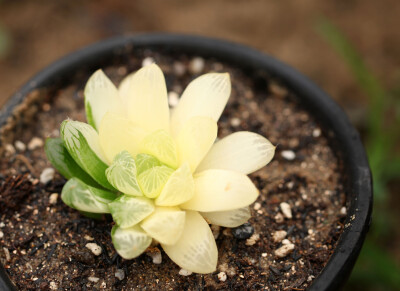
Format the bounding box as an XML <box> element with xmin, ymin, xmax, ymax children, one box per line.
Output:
<box><xmin>85</xmin><ymin>243</ymin><xmax>102</xmax><ymax>256</ymax></box>
<box><xmin>146</xmin><ymin>249</ymin><xmax>162</xmax><ymax>264</ymax></box>
<box><xmin>0</xmin><ymin>230</ymin><xmax>3</xmax><ymax>239</ymax></box>
<box><xmin>49</xmin><ymin>193</ymin><xmax>58</xmax><ymax>205</ymax></box>
<box><xmin>272</xmin><ymin>230</ymin><xmax>287</xmax><ymax>243</ymax></box>
<box><xmin>230</xmin><ymin>117</ymin><xmax>241</xmax><ymax>127</ymax></box>
<box><xmin>88</xmin><ymin>276</ymin><xmax>99</xmax><ymax>283</ymax></box>
<box><xmin>211</xmin><ymin>225</ymin><xmax>221</xmax><ymax>239</ymax></box>
<box><xmin>5</xmin><ymin>144</ymin><xmax>16</xmax><ymax>155</ymax></box>
<box><xmin>0</xmin><ymin>222</ymin><xmax>4</xmax><ymax>228</ymax></box>
<box><xmin>282</xmin><ymin>239</ymin><xmax>291</xmax><ymax>245</ymax></box>
<box><xmin>313</xmin><ymin>128</ymin><xmax>321</xmax><ymax>137</ymax></box>
<box><xmin>115</xmin><ymin>269</ymin><xmax>125</xmax><ymax>281</ymax></box>
<box><xmin>274</xmin><ymin>212</ymin><xmax>284</xmax><ymax>223</ymax></box>
<box><xmin>245</xmin><ymin>233</ymin><xmax>260</xmax><ymax>246</ymax></box>
<box><xmin>14</xmin><ymin>140</ymin><xmax>26</xmax><ymax>152</ymax></box>
<box><xmin>3</xmin><ymin>247</ymin><xmax>10</xmax><ymax>261</ymax></box>
<box><xmin>168</xmin><ymin>91</ymin><xmax>180</xmax><ymax>107</ymax></box>
<box><xmin>173</xmin><ymin>61</ymin><xmax>186</xmax><ymax>76</ymax></box>
<box><xmin>253</xmin><ymin>202</ymin><xmax>261</xmax><ymax>210</ymax></box>
<box><xmin>232</xmin><ymin>223</ymin><xmax>254</xmax><ymax>240</ymax></box>
<box><xmin>188</xmin><ymin>57</ymin><xmax>205</xmax><ymax>74</ymax></box>
<box><xmin>179</xmin><ymin>269</ymin><xmax>192</xmax><ymax>276</ymax></box>
<box><xmin>275</xmin><ymin>243</ymin><xmax>295</xmax><ymax>258</ymax></box>
<box><xmin>49</xmin><ymin>281</ymin><xmax>58</xmax><ymax>290</ymax></box>
<box><xmin>218</xmin><ymin>271</ymin><xmax>227</xmax><ymax>282</ymax></box>
<box><xmin>281</xmin><ymin>150</ymin><xmax>296</xmax><ymax>161</ymax></box>
<box><xmin>142</xmin><ymin>57</ymin><xmax>155</xmax><ymax>67</ymax></box>
<box><xmin>280</xmin><ymin>202</ymin><xmax>292</xmax><ymax>219</ymax></box>
<box><xmin>340</xmin><ymin>206</ymin><xmax>347</xmax><ymax>216</ymax></box>
<box><xmin>84</xmin><ymin>235</ymin><xmax>94</xmax><ymax>241</ymax></box>
<box><xmin>40</xmin><ymin>168</ymin><xmax>55</xmax><ymax>184</ymax></box>
<box><xmin>28</xmin><ymin>137</ymin><xmax>44</xmax><ymax>151</ymax></box>
<box><xmin>269</xmin><ymin>82</ymin><xmax>288</xmax><ymax>97</ymax></box>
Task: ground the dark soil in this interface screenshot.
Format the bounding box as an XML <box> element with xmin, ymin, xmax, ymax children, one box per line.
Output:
<box><xmin>0</xmin><ymin>50</ymin><xmax>346</xmax><ymax>290</ymax></box>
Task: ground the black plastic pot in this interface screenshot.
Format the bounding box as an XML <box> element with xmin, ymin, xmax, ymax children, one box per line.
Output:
<box><xmin>0</xmin><ymin>34</ymin><xmax>372</xmax><ymax>291</ymax></box>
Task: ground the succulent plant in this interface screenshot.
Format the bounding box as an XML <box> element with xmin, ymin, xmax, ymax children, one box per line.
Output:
<box><xmin>45</xmin><ymin>63</ymin><xmax>275</xmax><ymax>273</ymax></box>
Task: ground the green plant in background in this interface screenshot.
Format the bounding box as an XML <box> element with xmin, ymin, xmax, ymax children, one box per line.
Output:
<box><xmin>0</xmin><ymin>0</ymin><xmax>10</xmax><ymax>58</ymax></box>
<box><xmin>45</xmin><ymin>63</ymin><xmax>276</xmax><ymax>274</ymax></box>
<box><xmin>0</xmin><ymin>23</ymin><xmax>10</xmax><ymax>58</ymax></box>
<box><xmin>316</xmin><ymin>18</ymin><xmax>400</xmax><ymax>290</ymax></box>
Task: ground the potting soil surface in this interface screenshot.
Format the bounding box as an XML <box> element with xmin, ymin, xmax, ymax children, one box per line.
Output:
<box><xmin>0</xmin><ymin>50</ymin><xmax>346</xmax><ymax>290</ymax></box>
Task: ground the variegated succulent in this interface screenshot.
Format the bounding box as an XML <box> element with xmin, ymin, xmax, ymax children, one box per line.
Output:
<box><xmin>45</xmin><ymin>63</ymin><xmax>275</xmax><ymax>274</ymax></box>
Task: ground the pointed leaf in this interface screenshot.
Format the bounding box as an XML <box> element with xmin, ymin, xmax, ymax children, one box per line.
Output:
<box><xmin>138</xmin><ymin>166</ymin><xmax>174</xmax><ymax>199</ymax></box>
<box><xmin>109</xmin><ymin>195</ymin><xmax>154</xmax><ymax>228</ymax></box>
<box><xmin>61</xmin><ymin>120</ymin><xmax>114</xmax><ymax>190</ymax></box>
<box><xmin>135</xmin><ymin>153</ymin><xmax>161</xmax><ymax>175</ymax></box>
<box><xmin>171</xmin><ymin>73</ymin><xmax>230</xmax><ymax>137</ymax></box>
<box><xmin>196</xmin><ymin>132</ymin><xmax>275</xmax><ymax>174</ymax></box>
<box><xmin>201</xmin><ymin>207</ymin><xmax>251</xmax><ymax>227</ymax></box>
<box><xmin>111</xmin><ymin>225</ymin><xmax>152</xmax><ymax>259</ymax></box>
<box><xmin>61</xmin><ymin>178</ymin><xmax>117</xmax><ymax>213</ymax></box>
<box><xmin>155</xmin><ymin>163</ymin><xmax>194</xmax><ymax>206</ymax></box>
<box><xmin>140</xmin><ymin>130</ymin><xmax>179</xmax><ymax>169</ymax></box>
<box><xmin>99</xmin><ymin>112</ymin><xmax>147</xmax><ymax>163</ymax></box>
<box><xmin>181</xmin><ymin>169</ymin><xmax>259</xmax><ymax>212</ymax></box>
<box><xmin>119</xmin><ymin>64</ymin><xmax>170</xmax><ymax>133</ymax></box>
<box><xmin>45</xmin><ymin>138</ymin><xmax>100</xmax><ymax>188</ymax></box>
<box><xmin>161</xmin><ymin>210</ymin><xmax>217</xmax><ymax>274</ymax></box>
<box><xmin>141</xmin><ymin>207</ymin><xmax>185</xmax><ymax>245</ymax></box>
<box><xmin>177</xmin><ymin>116</ymin><xmax>217</xmax><ymax>172</ymax></box>
<box><xmin>106</xmin><ymin>151</ymin><xmax>142</xmax><ymax>196</ymax></box>
<box><xmin>84</xmin><ymin>69</ymin><xmax>123</xmax><ymax>130</ymax></box>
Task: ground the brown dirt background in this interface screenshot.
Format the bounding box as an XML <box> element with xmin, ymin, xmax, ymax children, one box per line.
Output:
<box><xmin>0</xmin><ymin>0</ymin><xmax>399</xmax><ymax>289</ymax></box>
<box><xmin>1</xmin><ymin>0</ymin><xmax>399</xmax><ymax>112</ymax></box>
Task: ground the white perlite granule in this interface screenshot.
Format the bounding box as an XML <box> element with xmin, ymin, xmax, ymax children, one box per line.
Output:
<box><xmin>85</xmin><ymin>243</ymin><xmax>102</xmax><ymax>256</ymax></box>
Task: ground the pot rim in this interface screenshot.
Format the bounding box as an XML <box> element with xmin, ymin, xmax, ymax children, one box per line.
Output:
<box><xmin>0</xmin><ymin>33</ymin><xmax>372</xmax><ymax>291</ymax></box>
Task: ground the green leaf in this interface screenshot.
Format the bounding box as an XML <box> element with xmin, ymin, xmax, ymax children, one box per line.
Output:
<box><xmin>106</xmin><ymin>151</ymin><xmax>142</xmax><ymax>196</ymax></box>
<box><xmin>111</xmin><ymin>225</ymin><xmax>152</xmax><ymax>259</ymax></box>
<box><xmin>109</xmin><ymin>195</ymin><xmax>154</xmax><ymax>228</ymax></box>
<box><xmin>61</xmin><ymin>120</ymin><xmax>114</xmax><ymax>191</ymax></box>
<box><xmin>79</xmin><ymin>211</ymin><xmax>103</xmax><ymax>220</ymax></box>
<box><xmin>61</xmin><ymin>178</ymin><xmax>117</xmax><ymax>213</ymax></box>
<box><xmin>45</xmin><ymin>138</ymin><xmax>100</xmax><ymax>188</ymax></box>
<box><xmin>139</xmin><ymin>130</ymin><xmax>179</xmax><ymax>169</ymax></box>
<box><xmin>135</xmin><ymin>153</ymin><xmax>161</xmax><ymax>175</ymax></box>
<box><xmin>138</xmin><ymin>166</ymin><xmax>174</xmax><ymax>199</ymax></box>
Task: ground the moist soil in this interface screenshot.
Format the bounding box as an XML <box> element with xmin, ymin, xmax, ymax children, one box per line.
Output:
<box><xmin>0</xmin><ymin>49</ymin><xmax>346</xmax><ymax>290</ymax></box>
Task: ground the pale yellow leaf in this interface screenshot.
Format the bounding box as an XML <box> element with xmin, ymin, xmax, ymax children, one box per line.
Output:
<box><xmin>84</xmin><ymin>69</ymin><xmax>124</xmax><ymax>130</ymax></box>
<box><xmin>181</xmin><ymin>169</ymin><xmax>259</xmax><ymax>212</ymax></box>
<box><xmin>119</xmin><ymin>64</ymin><xmax>170</xmax><ymax>133</ymax></box>
<box><xmin>161</xmin><ymin>210</ymin><xmax>217</xmax><ymax>274</ymax></box>
<box><xmin>176</xmin><ymin>116</ymin><xmax>217</xmax><ymax>173</ymax></box>
<box><xmin>140</xmin><ymin>130</ymin><xmax>179</xmax><ymax>169</ymax></box>
<box><xmin>155</xmin><ymin>163</ymin><xmax>194</xmax><ymax>206</ymax></box>
<box><xmin>201</xmin><ymin>207</ymin><xmax>251</xmax><ymax>227</ymax></box>
<box><xmin>111</xmin><ymin>225</ymin><xmax>152</xmax><ymax>259</ymax></box>
<box><xmin>99</xmin><ymin>112</ymin><xmax>147</xmax><ymax>164</ymax></box>
<box><xmin>141</xmin><ymin>207</ymin><xmax>185</xmax><ymax>245</ymax></box>
<box><xmin>196</xmin><ymin>131</ymin><xmax>275</xmax><ymax>174</ymax></box>
<box><xmin>170</xmin><ymin>73</ymin><xmax>230</xmax><ymax>137</ymax></box>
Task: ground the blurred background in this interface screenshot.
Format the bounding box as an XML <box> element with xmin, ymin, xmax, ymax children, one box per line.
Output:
<box><xmin>0</xmin><ymin>0</ymin><xmax>399</xmax><ymax>289</ymax></box>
